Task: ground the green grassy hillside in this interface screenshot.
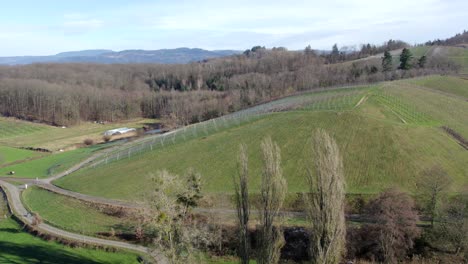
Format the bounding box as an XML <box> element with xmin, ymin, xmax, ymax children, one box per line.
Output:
<box><xmin>54</xmin><ymin>76</ymin><xmax>468</xmax><ymax>201</ymax></box>
<box><xmin>0</xmin><ymin>118</ymin><xmax>48</xmax><ymax>141</ymax></box>
<box><xmin>0</xmin><ymin>117</ymin><xmax>152</xmax><ymax>150</ymax></box>
<box><xmin>0</xmin><ymin>146</ymin><xmax>41</xmax><ymax>166</ymax></box>
<box><xmin>407</xmin><ymin>75</ymin><xmax>468</xmax><ymax>98</ymax></box>
<box><xmin>409</xmin><ymin>46</ymin><xmax>432</xmax><ymax>57</ymax></box>
<box><xmin>0</xmin><ymin>144</ymin><xmax>112</xmax><ymax>178</ymax></box>
<box><xmin>387</xmin><ymin>80</ymin><xmax>468</xmax><ymax>137</ymax></box>
<box><xmin>442</xmin><ymin>46</ymin><xmax>468</xmax><ymax>74</ymax></box>
<box><xmin>23</xmin><ymin>187</ymin><xmax>135</xmax><ymax>236</ymax></box>
<box><xmin>0</xmin><ymin>218</ymin><xmax>140</xmax><ymax>264</ymax></box>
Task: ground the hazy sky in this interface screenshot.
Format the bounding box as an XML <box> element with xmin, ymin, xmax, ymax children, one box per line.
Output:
<box><xmin>1</xmin><ymin>0</ymin><xmax>466</xmax><ymax>56</ymax></box>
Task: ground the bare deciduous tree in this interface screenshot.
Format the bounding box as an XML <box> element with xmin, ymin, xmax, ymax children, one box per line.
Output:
<box><xmin>306</xmin><ymin>129</ymin><xmax>346</xmax><ymax>264</ymax></box>
<box><xmin>233</xmin><ymin>144</ymin><xmax>250</xmax><ymax>264</ymax></box>
<box><xmin>364</xmin><ymin>189</ymin><xmax>420</xmax><ymax>263</ymax></box>
<box><xmin>257</xmin><ymin>137</ymin><xmax>287</xmax><ymax>264</ymax></box>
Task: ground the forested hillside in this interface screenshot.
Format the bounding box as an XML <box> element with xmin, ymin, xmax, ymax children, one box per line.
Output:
<box><xmin>0</xmin><ymin>48</ymin><xmax>241</xmax><ymax>65</ymax></box>
<box><xmin>0</xmin><ymin>42</ymin><xmax>461</xmax><ymax>126</ymax></box>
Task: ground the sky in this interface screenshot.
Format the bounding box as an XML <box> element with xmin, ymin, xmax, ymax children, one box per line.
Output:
<box><xmin>0</xmin><ymin>0</ymin><xmax>467</xmax><ymax>56</ymax></box>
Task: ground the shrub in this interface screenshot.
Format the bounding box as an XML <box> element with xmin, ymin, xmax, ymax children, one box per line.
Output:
<box><xmin>31</xmin><ymin>212</ymin><xmax>42</xmax><ymax>226</ymax></box>
<box><xmin>350</xmin><ymin>189</ymin><xmax>420</xmax><ymax>262</ymax></box>
<box><xmin>103</xmin><ymin>135</ymin><xmax>112</xmax><ymax>142</ymax></box>
<box><xmin>83</xmin><ymin>138</ymin><xmax>94</xmax><ymax>145</ymax></box>
<box><xmin>430</xmin><ymin>190</ymin><xmax>467</xmax><ymax>255</ymax></box>
<box><xmin>110</xmin><ymin>227</ymin><xmax>116</xmax><ymax>238</ymax></box>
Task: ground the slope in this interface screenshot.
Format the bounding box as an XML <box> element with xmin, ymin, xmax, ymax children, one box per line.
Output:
<box><xmin>54</xmin><ymin>76</ymin><xmax>468</xmax><ymax>200</ymax></box>
<box><xmin>0</xmin><ymin>218</ymin><xmax>140</xmax><ymax>264</ymax></box>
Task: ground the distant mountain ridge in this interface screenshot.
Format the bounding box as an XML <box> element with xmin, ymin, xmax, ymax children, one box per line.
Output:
<box><xmin>0</xmin><ymin>48</ymin><xmax>241</xmax><ymax>65</ymax></box>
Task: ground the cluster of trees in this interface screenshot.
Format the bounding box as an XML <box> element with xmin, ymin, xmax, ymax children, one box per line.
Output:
<box><xmin>231</xmin><ymin>135</ymin><xmax>466</xmax><ymax>263</ymax></box>
<box><xmin>137</xmin><ymin>169</ymin><xmax>208</xmax><ymax>263</ymax></box>
<box><xmin>381</xmin><ymin>48</ymin><xmax>428</xmax><ymax>73</ymax></box>
<box><xmin>0</xmin><ymin>38</ymin><xmax>460</xmax><ymax>126</ymax></box>
<box><xmin>424</xmin><ymin>30</ymin><xmax>468</xmax><ymax>46</ymax></box>
<box><xmin>359</xmin><ymin>39</ymin><xmax>408</xmax><ymax>56</ymax></box>
<box><xmin>325</xmin><ymin>39</ymin><xmax>408</xmax><ymax>63</ymax></box>
<box><xmin>0</xmin><ymin>78</ymin><xmax>142</xmax><ymax>125</ymax></box>
<box><xmin>231</xmin><ymin>131</ymin><xmax>420</xmax><ymax>264</ymax></box>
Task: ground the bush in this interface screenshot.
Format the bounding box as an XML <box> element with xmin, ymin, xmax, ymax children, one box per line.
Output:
<box><xmin>102</xmin><ymin>135</ymin><xmax>112</xmax><ymax>142</ymax></box>
<box><xmin>83</xmin><ymin>138</ymin><xmax>94</xmax><ymax>145</ymax></box>
<box><xmin>349</xmin><ymin>189</ymin><xmax>420</xmax><ymax>262</ymax></box>
<box><xmin>32</xmin><ymin>212</ymin><xmax>42</xmax><ymax>226</ymax></box>
<box><xmin>429</xmin><ymin>190</ymin><xmax>467</xmax><ymax>255</ymax></box>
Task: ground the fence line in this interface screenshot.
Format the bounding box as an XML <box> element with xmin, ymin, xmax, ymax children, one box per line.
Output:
<box><xmin>87</xmin><ymin>89</ymin><xmax>366</xmax><ymax>169</ymax></box>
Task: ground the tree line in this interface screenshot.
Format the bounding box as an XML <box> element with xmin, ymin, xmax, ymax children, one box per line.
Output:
<box><xmin>0</xmin><ymin>41</ymin><xmax>460</xmax><ymax>126</ymax></box>
<box><xmin>324</xmin><ymin>39</ymin><xmax>408</xmax><ymax>63</ymax></box>
<box><xmin>424</xmin><ymin>30</ymin><xmax>468</xmax><ymax>46</ymax></box>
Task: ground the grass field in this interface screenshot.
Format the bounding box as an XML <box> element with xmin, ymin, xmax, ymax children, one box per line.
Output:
<box><xmin>0</xmin><ymin>218</ymin><xmax>140</xmax><ymax>264</ymax></box>
<box><xmin>54</xmin><ymin>76</ymin><xmax>468</xmax><ymax>201</ymax></box>
<box><xmin>409</xmin><ymin>46</ymin><xmax>432</xmax><ymax>57</ymax></box>
<box><xmin>22</xmin><ymin>187</ymin><xmax>135</xmax><ymax>237</ymax></box>
<box><xmin>443</xmin><ymin>46</ymin><xmax>468</xmax><ymax>74</ymax></box>
<box><xmin>0</xmin><ymin>144</ymin><xmax>113</xmax><ymax>178</ymax></box>
<box><xmin>385</xmin><ymin>80</ymin><xmax>468</xmax><ymax>138</ymax></box>
<box><xmin>409</xmin><ymin>45</ymin><xmax>468</xmax><ymax>74</ymax></box>
<box><xmin>407</xmin><ymin>75</ymin><xmax>468</xmax><ymax>98</ymax></box>
<box><xmin>0</xmin><ymin>117</ymin><xmax>154</xmax><ymax>151</ymax></box>
<box><xmin>84</xmin><ymin>88</ymin><xmax>369</xmax><ymax>169</ymax></box>
<box><xmin>0</xmin><ymin>118</ymin><xmax>48</xmax><ymax>140</ymax></box>
<box><xmin>0</xmin><ymin>146</ymin><xmax>41</xmax><ymax>166</ymax></box>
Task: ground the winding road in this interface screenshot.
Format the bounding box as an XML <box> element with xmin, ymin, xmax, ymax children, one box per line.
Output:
<box><xmin>0</xmin><ymin>146</ymin><xmax>168</xmax><ymax>264</ymax></box>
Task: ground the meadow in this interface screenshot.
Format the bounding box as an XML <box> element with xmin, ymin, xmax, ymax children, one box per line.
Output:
<box><xmin>0</xmin><ymin>116</ymin><xmax>153</xmax><ymax>178</ymax></box>
<box><xmin>84</xmin><ymin>87</ymin><xmax>368</xmax><ymax>169</ymax></box>
<box><xmin>0</xmin><ymin>144</ymin><xmax>112</xmax><ymax>178</ymax></box>
<box><xmin>22</xmin><ymin>187</ymin><xmax>135</xmax><ymax>237</ymax></box>
<box><xmin>54</xmin><ymin>76</ymin><xmax>468</xmax><ymax>201</ymax></box>
<box><xmin>0</xmin><ymin>117</ymin><xmax>153</xmax><ymax>151</ymax></box>
<box><xmin>406</xmin><ymin>75</ymin><xmax>468</xmax><ymax>98</ymax></box>
<box><xmin>387</xmin><ymin>79</ymin><xmax>468</xmax><ymax>137</ymax></box>
<box><xmin>443</xmin><ymin>46</ymin><xmax>468</xmax><ymax>74</ymax></box>
<box><xmin>0</xmin><ymin>218</ymin><xmax>140</xmax><ymax>264</ymax></box>
<box><xmin>0</xmin><ymin>146</ymin><xmax>41</xmax><ymax>166</ymax></box>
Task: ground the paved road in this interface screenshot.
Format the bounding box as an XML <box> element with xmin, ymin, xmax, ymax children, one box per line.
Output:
<box><xmin>0</xmin><ymin>180</ymin><xmax>167</xmax><ymax>263</ymax></box>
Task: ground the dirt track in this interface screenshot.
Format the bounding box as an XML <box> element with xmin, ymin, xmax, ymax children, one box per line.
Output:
<box><xmin>0</xmin><ymin>179</ymin><xmax>167</xmax><ymax>263</ymax></box>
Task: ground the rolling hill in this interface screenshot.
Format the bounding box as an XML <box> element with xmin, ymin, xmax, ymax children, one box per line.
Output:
<box><xmin>53</xmin><ymin>75</ymin><xmax>468</xmax><ymax>201</ymax></box>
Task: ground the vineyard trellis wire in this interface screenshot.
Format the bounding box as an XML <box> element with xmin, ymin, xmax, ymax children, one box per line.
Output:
<box><xmin>85</xmin><ymin>88</ymin><xmax>367</xmax><ymax>169</ymax></box>
<box><xmin>373</xmin><ymin>89</ymin><xmax>436</xmax><ymax>125</ymax></box>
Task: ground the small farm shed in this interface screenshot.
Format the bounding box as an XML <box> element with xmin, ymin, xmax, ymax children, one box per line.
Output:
<box><xmin>103</xmin><ymin>127</ymin><xmax>136</xmax><ymax>136</ymax></box>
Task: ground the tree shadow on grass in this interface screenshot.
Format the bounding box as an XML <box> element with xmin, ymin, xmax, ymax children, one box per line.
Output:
<box><xmin>0</xmin><ymin>228</ymin><xmax>20</xmax><ymax>233</ymax></box>
<box><xmin>0</xmin><ymin>241</ymin><xmax>104</xmax><ymax>264</ymax></box>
